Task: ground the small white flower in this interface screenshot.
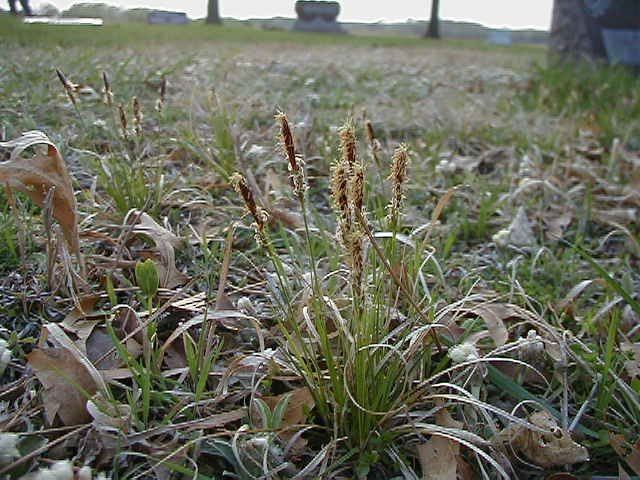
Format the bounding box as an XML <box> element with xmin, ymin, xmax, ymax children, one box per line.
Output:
<box><xmin>449</xmin><ymin>343</ymin><xmax>479</xmax><ymax>364</ymax></box>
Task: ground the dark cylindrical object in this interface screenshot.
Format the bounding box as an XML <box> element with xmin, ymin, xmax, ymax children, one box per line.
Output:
<box><xmin>551</xmin><ymin>0</ymin><xmax>640</xmax><ymax>66</ymax></box>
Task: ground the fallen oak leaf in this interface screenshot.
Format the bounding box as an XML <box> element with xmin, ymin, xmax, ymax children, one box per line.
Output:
<box><xmin>261</xmin><ymin>386</ymin><xmax>315</xmax><ymax>430</ymax></box>
<box><xmin>417</xmin><ymin>435</ymin><xmax>459</xmax><ymax>480</ymax></box>
<box><xmin>27</xmin><ymin>347</ymin><xmax>98</xmax><ymax>426</ymax></box>
<box><xmin>0</xmin><ymin>131</ymin><xmax>80</xmax><ymax>257</ymax></box>
<box><xmin>417</xmin><ymin>407</ymin><xmax>464</xmax><ymax>480</ymax></box>
<box><xmin>127</xmin><ymin>210</ymin><xmax>187</xmax><ymax>289</ymax></box>
<box><xmin>495</xmin><ymin>411</ymin><xmax>588</xmax><ymax>468</ymax></box>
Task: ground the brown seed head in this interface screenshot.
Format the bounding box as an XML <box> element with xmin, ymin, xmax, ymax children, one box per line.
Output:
<box><xmin>339</xmin><ymin>121</ymin><xmax>357</xmax><ymax>169</ymax></box>
<box><xmin>349</xmin><ymin>161</ymin><xmax>365</xmax><ymax>218</ymax></box>
<box><xmin>387</xmin><ymin>144</ymin><xmax>410</xmax><ymax>226</ymax></box>
<box><xmin>231</xmin><ymin>172</ymin><xmax>267</xmax><ymax>238</ymax></box>
<box><xmin>56</xmin><ymin>69</ymin><xmax>77</xmax><ymax>107</ymax></box>
<box><xmin>102</xmin><ymin>71</ymin><xmax>113</xmax><ymax>108</ymax></box>
<box><xmin>365</xmin><ymin>120</ymin><xmax>375</xmax><ymax>145</ymax></box>
<box><xmin>156</xmin><ymin>76</ymin><xmax>167</xmax><ymax>112</ymax></box>
<box><xmin>275</xmin><ymin>112</ymin><xmax>306</xmax><ymax>198</ymax></box>
<box><xmin>132</xmin><ymin>97</ymin><xmax>143</xmax><ymax>137</ymax></box>
<box><xmin>118</xmin><ymin>104</ymin><xmax>128</xmax><ymax>138</ymax></box>
<box><xmin>330</xmin><ymin>161</ymin><xmax>349</xmax><ymax>220</ymax></box>
<box><xmin>276</xmin><ymin>112</ymin><xmax>297</xmax><ymax>172</ymax></box>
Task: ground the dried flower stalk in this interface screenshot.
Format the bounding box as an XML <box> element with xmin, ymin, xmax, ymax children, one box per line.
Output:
<box><xmin>102</xmin><ymin>71</ymin><xmax>113</xmax><ymax>108</ymax></box>
<box><xmin>118</xmin><ymin>104</ymin><xmax>128</xmax><ymax>140</ymax></box>
<box><xmin>387</xmin><ymin>144</ymin><xmax>410</xmax><ymax>227</ymax></box>
<box><xmin>55</xmin><ymin>69</ymin><xmax>77</xmax><ymax>107</ymax></box>
<box><xmin>332</xmin><ymin>120</ymin><xmax>368</xmax><ymax>300</ymax></box>
<box><xmin>132</xmin><ymin>97</ymin><xmax>143</xmax><ymax>137</ymax></box>
<box><xmin>231</xmin><ymin>172</ymin><xmax>268</xmax><ymax>244</ymax></box>
<box><xmin>276</xmin><ymin>112</ymin><xmax>306</xmax><ymax>199</ymax></box>
<box><xmin>156</xmin><ymin>76</ymin><xmax>167</xmax><ymax>112</ymax></box>
<box><xmin>339</xmin><ymin>121</ymin><xmax>357</xmax><ymax>170</ymax></box>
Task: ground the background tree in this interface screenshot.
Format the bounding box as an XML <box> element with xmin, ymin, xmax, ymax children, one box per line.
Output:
<box><xmin>206</xmin><ymin>0</ymin><xmax>220</xmax><ymax>24</ymax></box>
<box><xmin>550</xmin><ymin>0</ymin><xmax>602</xmax><ymax>61</ymax></box>
<box><xmin>426</xmin><ymin>0</ymin><xmax>440</xmax><ymax>38</ymax></box>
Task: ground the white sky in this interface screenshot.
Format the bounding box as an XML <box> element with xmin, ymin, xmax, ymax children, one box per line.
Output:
<box><xmin>35</xmin><ymin>0</ymin><xmax>554</xmax><ymax>30</ymax></box>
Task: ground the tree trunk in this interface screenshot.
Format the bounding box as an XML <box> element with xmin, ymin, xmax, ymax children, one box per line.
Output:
<box><xmin>206</xmin><ymin>0</ymin><xmax>221</xmax><ymax>24</ymax></box>
<box><xmin>550</xmin><ymin>0</ymin><xmax>605</xmax><ymax>62</ymax></box>
<box><xmin>426</xmin><ymin>0</ymin><xmax>440</xmax><ymax>39</ymax></box>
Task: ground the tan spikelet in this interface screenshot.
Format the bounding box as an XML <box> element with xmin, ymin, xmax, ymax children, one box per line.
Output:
<box><xmin>387</xmin><ymin>144</ymin><xmax>410</xmax><ymax>227</ymax></box>
<box><xmin>102</xmin><ymin>71</ymin><xmax>113</xmax><ymax>108</ymax></box>
<box><xmin>276</xmin><ymin>112</ymin><xmax>306</xmax><ymax>198</ymax></box>
<box><xmin>231</xmin><ymin>172</ymin><xmax>268</xmax><ymax>243</ymax></box>
<box><xmin>339</xmin><ymin>121</ymin><xmax>357</xmax><ymax>170</ymax></box>
<box><xmin>132</xmin><ymin>97</ymin><xmax>143</xmax><ymax>137</ymax></box>
<box><xmin>118</xmin><ymin>104</ymin><xmax>128</xmax><ymax>140</ymax></box>
<box><xmin>55</xmin><ymin>69</ymin><xmax>77</xmax><ymax>107</ymax></box>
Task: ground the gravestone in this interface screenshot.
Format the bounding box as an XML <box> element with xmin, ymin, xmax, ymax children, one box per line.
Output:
<box><xmin>294</xmin><ymin>1</ymin><xmax>344</xmax><ymax>34</ymax></box>
<box><xmin>488</xmin><ymin>30</ymin><xmax>512</xmax><ymax>46</ymax></box>
<box><xmin>147</xmin><ymin>11</ymin><xmax>188</xmax><ymax>25</ymax></box>
<box><xmin>551</xmin><ymin>0</ymin><xmax>640</xmax><ymax>67</ymax></box>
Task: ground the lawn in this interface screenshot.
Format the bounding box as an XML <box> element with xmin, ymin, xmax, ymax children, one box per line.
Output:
<box><xmin>1</xmin><ymin>13</ymin><xmax>639</xmax><ymax>479</ymax></box>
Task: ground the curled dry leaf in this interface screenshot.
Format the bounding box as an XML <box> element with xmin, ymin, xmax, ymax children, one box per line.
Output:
<box><xmin>417</xmin><ymin>408</ymin><xmax>464</xmax><ymax>480</ymax></box>
<box><xmin>127</xmin><ymin>210</ymin><xmax>187</xmax><ymax>289</ymax></box>
<box><xmin>496</xmin><ymin>411</ymin><xmax>588</xmax><ymax>468</ymax></box>
<box><xmin>87</xmin><ymin>392</ymin><xmax>131</xmax><ymax>433</ymax></box>
<box><xmin>544</xmin><ymin>209</ymin><xmax>573</xmax><ymax>242</ymax></box>
<box><xmin>557</xmin><ymin>279</ymin><xmax>602</xmax><ymax>315</ymax></box>
<box><xmin>492</xmin><ymin>206</ymin><xmax>536</xmax><ymax>248</ymax></box>
<box><xmin>0</xmin><ymin>131</ymin><xmax>80</xmax><ymax>256</ymax></box>
<box><xmin>453</xmin><ymin>302</ymin><xmax>533</xmax><ymax>347</ymax></box>
<box><xmin>261</xmin><ymin>386</ymin><xmax>315</xmax><ymax>429</ymax></box>
<box><xmin>27</xmin><ymin>347</ymin><xmax>98</xmax><ymax>426</ymax></box>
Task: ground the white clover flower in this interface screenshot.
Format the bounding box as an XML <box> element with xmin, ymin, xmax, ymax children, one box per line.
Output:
<box><xmin>449</xmin><ymin>343</ymin><xmax>479</xmax><ymax>364</ymax></box>
<box><xmin>31</xmin><ymin>460</ymin><xmax>74</xmax><ymax>480</ymax></box>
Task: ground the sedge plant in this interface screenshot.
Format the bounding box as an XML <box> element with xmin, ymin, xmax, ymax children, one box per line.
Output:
<box><xmin>231</xmin><ymin>113</ymin><xmax>516</xmax><ymax>477</ymax></box>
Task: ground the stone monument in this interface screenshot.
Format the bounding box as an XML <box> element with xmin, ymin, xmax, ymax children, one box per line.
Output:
<box><xmin>551</xmin><ymin>0</ymin><xmax>640</xmax><ymax>67</ymax></box>
<box><xmin>294</xmin><ymin>1</ymin><xmax>344</xmax><ymax>34</ymax></box>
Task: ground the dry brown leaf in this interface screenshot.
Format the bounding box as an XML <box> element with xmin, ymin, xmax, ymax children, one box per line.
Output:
<box><xmin>557</xmin><ymin>279</ymin><xmax>602</xmax><ymax>315</ymax></box>
<box><xmin>417</xmin><ymin>407</ymin><xmax>463</xmax><ymax>480</ymax></box>
<box><xmin>544</xmin><ymin>210</ymin><xmax>573</xmax><ymax>242</ymax></box>
<box><xmin>128</xmin><ymin>210</ymin><xmax>187</xmax><ymax>289</ymax></box>
<box><xmin>610</xmin><ymin>435</ymin><xmax>640</xmax><ymax>475</ymax></box>
<box><xmin>493</xmin><ymin>207</ymin><xmax>536</xmax><ymax>248</ymax></box>
<box><xmin>418</xmin><ymin>435</ymin><xmax>459</xmax><ymax>480</ymax></box>
<box><xmin>87</xmin><ymin>392</ymin><xmax>131</xmax><ymax>433</ymax></box>
<box><xmin>87</xmin><ymin>328</ymin><xmax>142</xmax><ymax>370</ymax></box>
<box><xmin>593</xmin><ymin>208</ymin><xmax>637</xmax><ymax>226</ymax></box>
<box><xmin>497</xmin><ymin>411</ymin><xmax>588</xmax><ymax>468</ymax></box>
<box><xmin>455</xmin><ymin>303</ymin><xmax>523</xmax><ymax>347</ymax></box>
<box><xmin>0</xmin><ymin>131</ymin><xmax>80</xmax><ymax>256</ymax></box>
<box><xmin>262</xmin><ymin>386</ymin><xmax>315</xmax><ymax>429</ymax></box>
<box><xmin>27</xmin><ymin>347</ymin><xmax>98</xmax><ymax>425</ymax></box>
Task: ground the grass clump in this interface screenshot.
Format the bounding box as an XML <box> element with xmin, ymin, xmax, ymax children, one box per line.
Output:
<box><xmin>229</xmin><ymin>113</ymin><xmax>520</xmax><ymax>478</ymax></box>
